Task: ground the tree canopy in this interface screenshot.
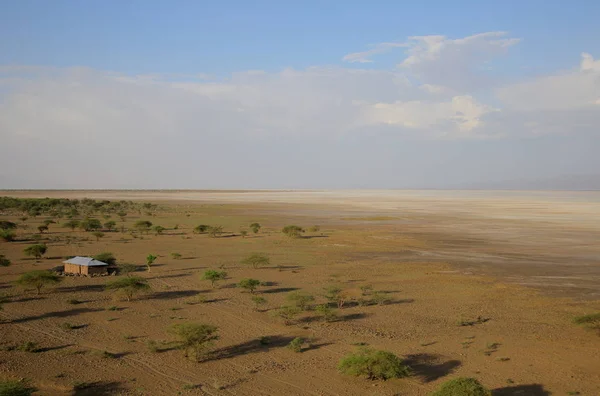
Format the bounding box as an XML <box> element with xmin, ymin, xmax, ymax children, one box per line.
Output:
<box><xmin>16</xmin><ymin>270</ymin><xmax>61</xmax><ymax>294</ymax></box>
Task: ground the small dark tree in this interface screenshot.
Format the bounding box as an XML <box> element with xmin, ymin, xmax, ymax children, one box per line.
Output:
<box><xmin>42</xmin><ymin>219</ymin><xmax>55</xmax><ymax>227</ymax></box>
<box><xmin>0</xmin><ymin>230</ymin><xmax>16</xmax><ymax>242</ymax></box>
<box><xmin>238</xmin><ymin>278</ymin><xmax>261</xmax><ymax>293</ymax></box>
<box><xmin>16</xmin><ymin>270</ymin><xmax>61</xmax><ymax>294</ymax></box>
<box><xmin>0</xmin><ymin>379</ymin><xmax>36</xmax><ymax>396</ymax></box>
<box><xmin>104</xmin><ymin>220</ymin><xmax>117</xmax><ymax>231</ymax></box>
<box><xmin>37</xmin><ymin>225</ymin><xmax>48</xmax><ymax>234</ymax></box>
<box><xmin>0</xmin><ymin>221</ymin><xmax>17</xmax><ymax>230</ymax></box>
<box><xmin>251</xmin><ymin>296</ymin><xmax>267</xmax><ymax>311</ymax></box>
<box><xmin>241</xmin><ymin>252</ymin><xmax>270</xmax><ymax>269</ymax></box>
<box><xmin>93</xmin><ymin>252</ymin><xmax>117</xmax><ymax>265</ymax></box>
<box><xmin>105</xmin><ymin>276</ymin><xmax>150</xmax><ymax>301</ymax></box>
<box><xmin>250</xmin><ymin>222</ymin><xmax>261</xmax><ymax>234</ymax></box>
<box><xmin>117</xmin><ymin>211</ymin><xmax>127</xmax><ymax>222</ymax></box>
<box><xmin>146</xmin><ymin>254</ymin><xmax>157</xmax><ymax>271</ymax></box>
<box><xmin>169</xmin><ymin>322</ymin><xmax>219</xmax><ymax>362</ymax></box>
<box><xmin>19</xmin><ymin>216</ymin><xmax>29</xmax><ymax>223</ymax></box>
<box><xmin>0</xmin><ymin>255</ymin><xmax>11</xmax><ymax>267</ymax></box>
<box><xmin>240</xmin><ymin>230</ymin><xmax>248</xmax><ymax>238</ymax></box>
<box><xmin>23</xmin><ymin>244</ymin><xmax>47</xmax><ymax>260</ymax></box>
<box><xmin>338</xmin><ymin>348</ymin><xmax>410</xmax><ymax>380</ymax></box>
<box><xmin>193</xmin><ymin>224</ymin><xmax>210</xmax><ymax>234</ymax></box>
<box><xmin>63</xmin><ymin>219</ymin><xmax>80</xmax><ymax>231</ymax></box>
<box><xmin>134</xmin><ymin>220</ymin><xmax>153</xmax><ymax>234</ymax></box>
<box><xmin>202</xmin><ymin>270</ymin><xmax>227</xmax><ymax>287</ymax></box>
<box><xmin>288</xmin><ymin>337</ymin><xmax>304</xmax><ymax>353</ymax></box>
<box><xmin>324</xmin><ymin>286</ymin><xmax>347</xmax><ymax>309</ymax></box>
<box><xmin>80</xmin><ymin>218</ymin><xmax>102</xmax><ymax>231</ymax></box>
<box><xmin>171</xmin><ymin>252</ymin><xmax>182</xmax><ymax>260</ymax></box>
<box><xmin>282</xmin><ymin>225</ymin><xmax>304</xmax><ymax>238</ymax></box>
<box><xmin>271</xmin><ymin>305</ymin><xmax>301</xmax><ymax>325</ymax></box>
<box><xmin>153</xmin><ymin>225</ymin><xmax>165</xmax><ymax>235</ymax></box>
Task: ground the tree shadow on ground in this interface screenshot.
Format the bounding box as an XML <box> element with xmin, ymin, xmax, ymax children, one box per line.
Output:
<box><xmin>56</xmin><ymin>285</ymin><xmax>105</xmax><ymax>293</ymax></box>
<box><xmin>72</xmin><ymin>381</ymin><xmax>127</xmax><ymax>395</ymax></box>
<box><xmin>403</xmin><ymin>353</ymin><xmax>461</xmax><ymax>383</ymax></box>
<box><xmin>299</xmin><ymin>312</ymin><xmax>370</xmax><ymax>324</ymax></box>
<box><xmin>492</xmin><ymin>384</ymin><xmax>551</xmax><ymax>396</ymax></box>
<box><xmin>300</xmin><ymin>235</ymin><xmax>329</xmax><ymax>239</ymax></box>
<box><xmin>262</xmin><ymin>287</ymin><xmax>300</xmax><ymax>294</ymax></box>
<box><xmin>207</xmin><ymin>335</ymin><xmax>296</xmax><ymax>361</ymax></box>
<box><xmin>275</xmin><ymin>265</ymin><xmax>304</xmax><ymax>271</ymax></box>
<box><xmin>38</xmin><ymin>344</ymin><xmax>74</xmax><ymax>352</ymax></box>
<box><xmin>11</xmin><ymin>308</ymin><xmax>104</xmax><ymax>324</ymax></box>
<box><xmin>13</xmin><ymin>296</ymin><xmax>46</xmax><ymax>303</ymax></box>
<box><xmin>149</xmin><ymin>290</ymin><xmax>204</xmax><ymax>300</ymax></box>
<box><xmin>150</xmin><ymin>273</ymin><xmax>191</xmax><ymax>280</ymax></box>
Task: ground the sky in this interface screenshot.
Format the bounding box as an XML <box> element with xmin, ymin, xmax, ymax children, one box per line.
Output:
<box><xmin>1</xmin><ymin>0</ymin><xmax>599</xmax><ymax>189</ymax></box>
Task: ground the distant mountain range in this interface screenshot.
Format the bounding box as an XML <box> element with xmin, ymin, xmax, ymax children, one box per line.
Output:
<box><xmin>460</xmin><ymin>174</ymin><xmax>600</xmax><ymax>191</ymax></box>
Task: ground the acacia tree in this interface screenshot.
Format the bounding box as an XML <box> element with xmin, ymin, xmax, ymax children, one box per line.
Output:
<box><xmin>282</xmin><ymin>225</ymin><xmax>304</xmax><ymax>238</ymax></box>
<box><xmin>104</xmin><ymin>221</ymin><xmax>117</xmax><ymax>231</ymax></box>
<box><xmin>146</xmin><ymin>254</ymin><xmax>157</xmax><ymax>271</ymax></box>
<box><xmin>207</xmin><ymin>225</ymin><xmax>224</xmax><ymax>238</ymax></box>
<box><xmin>286</xmin><ymin>291</ymin><xmax>315</xmax><ymax>311</ymax></box>
<box><xmin>105</xmin><ymin>276</ymin><xmax>150</xmax><ymax>301</ymax></box>
<box><xmin>168</xmin><ymin>322</ymin><xmax>219</xmax><ymax>362</ymax></box>
<box><xmin>63</xmin><ymin>219</ymin><xmax>80</xmax><ymax>231</ymax></box>
<box><xmin>80</xmin><ymin>218</ymin><xmax>102</xmax><ymax>232</ymax></box>
<box><xmin>201</xmin><ymin>270</ymin><xmax>227</xmax><ymax>287</ymax></box>
<box><xmin>92</xmin><ymin>231</ymin><xmax>105</xmax><ymax>242</ymax></box>
<box><xmin>153</xmin><ymin>225</ymin><xmax>165</xmax><ymax>235</ymax></box>
<box><xmin>238</xmin><ymin>278</ymin><xmax>261</xmax><ymax>294</ymax></box>
<box><xmin>117</xmin><ymin>211</ymin><xmax>127</xmax><ymax>222</ymax></box>
<box><xmin>0</xmin><ymin>255</ymin><xmax>11</xmax><ymax>267</ymax></box>
<box><xmin>37</xmin><ymin>225</ymin><xmax>48</xmax><ymax>234</ymax></box>
<box><xmin>23</xmin><ymin>244</ymin><xmax>47</xmax><ymax>260</ymax></box>
<box><xmin>16</xmin><ymin>270</ymin><xmax>62</xmax><ymax>294</ymax></box>
<box><xmin>324</xmin><ymin>286</ymin><xmax>347</xmax><ymax>309</ymax></box>
<box><xmin>337</xmin><ymin>348</ymin><xmax>410</xmax><ymax>380</ymax></box>
<box><xmin>193</xmin><ymin>224</ymin><xmax>209</xmax><ymax>234</ymax></box>
<box><xmin>241</xmin><ymin>252</ymin><xmax>270</xmax><ymax>269</ymax></box>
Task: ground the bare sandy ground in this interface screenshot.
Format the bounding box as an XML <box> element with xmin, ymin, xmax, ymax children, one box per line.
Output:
<box><xmin>5</xmin><ymin>190</ymin><xmax>600</xmax><ymax>298</ymax></box>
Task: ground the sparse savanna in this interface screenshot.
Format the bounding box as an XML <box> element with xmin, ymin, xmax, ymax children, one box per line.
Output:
<box><xmin>0</xmin><ymin>191</ymin><xmax>599</xmax><ymax>395</ymax></box>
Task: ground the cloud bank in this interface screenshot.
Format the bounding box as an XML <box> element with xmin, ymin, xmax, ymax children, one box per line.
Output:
<box><xmin>0</xmin><ymin>32</ymin><xmax>599</xmax><ymax>188</ymax></box>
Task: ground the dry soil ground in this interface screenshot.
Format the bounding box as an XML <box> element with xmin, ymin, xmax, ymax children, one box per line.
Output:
<box><xmin>0</xmin><ymin>190</ymin><xmax>599</xmax><ymax>395</ymax></box>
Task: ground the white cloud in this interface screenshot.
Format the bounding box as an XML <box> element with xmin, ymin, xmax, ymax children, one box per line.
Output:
<box><xmin>342</xmin><ymin>42</ymin><xmax>408</xmax><ymax>63</ymax></box>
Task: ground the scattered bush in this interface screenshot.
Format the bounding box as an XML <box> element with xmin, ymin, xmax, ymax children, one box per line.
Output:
<box><xmin>23</xmin><ymin>244</ymin><xmax>47</xmax><ymax>260</ymax></box>
<box><xmin>282</xmin><ymin>225</ymin><xmax>304</xmax><ymax>238</ymax></box>
<box><xmin>573</xmin><ymin>313</ymin><xmax>600</xmax><ymax>331</ymax></box>
<box><xmin>60</xmin><ymin>322</ymin><xmax>77</xmax><ymax>330</ymax></box>
<box><xmin>240</xmin><ymin>230</ymin><xmax>248</xmax><ymax>237</ymax></box>
<box><xmin>371</xmin><ymin>292</ymin><xmax>391</xmax><ymax>306</ymax></box>
<box><xmin>251</xmin><ymin>296</ymin><xmax>267</xmax><ymax>311</ymax></box>
<box><xmin>324</xmin><ymin>286</ymin><xmax>347</xmax><ymax>309</ymax></box>
<box><xmin>288</xmin><ymin>337</ymin><xmax>304</xmax><ymax>352</ymax></box>
<box><xmin>146</xmin><ymin>340</ymin><xmax>160</xmax><ymax>353</ymax></box>
<box><xmin>153</xmin><ymin>225</ymin><xmax>165</xmax><ymax>235</ymax></box>
<box><xmin>430</xmin><ymin>377</ymin><xmax>491</xmax><ymax>396</ymax></box>
<box><xmin>0</xmin><ymin>221</ymin><xmax>17</xmax><ymax>230</ymax></box>
<box><xmin>0</xmin><ymin>229</ymin><xmax>16</xmax><ymax>242</ymax></box>
<box><xmin>170</xmin><ymin>252</ymin><xmax>182</xmax><ymax>260</ymax></box>
<box><xmin>271</xmin><ymin>305</ymin><xmax>301</xmax><ymax>325</ymax></box>
<box><xmin>92</xmin><ymin>231</ymin><xmax>105</xmax><ymax>241</ymax></box>
<box><xmin>36</xmin><ymin>225</ymin><xmax>48</xmax><ymax>234</ymax></box>
<box><xmin>169</xmin><ymin>322</ymin><xmax>219</xmax><ymax>361</ymax></box>
<box><xmin>360</xmin><ymin>285</ymin><xmax>373</xmax><ymax>296</ymax></box>
<box><xmin>117</xmin><ymin>263</ymin><xmax>137</xmax><ymax>276</ymax></box>
<box><xmin>15</xmin><ymin>270</ymin><xmax>61</xmax><ymax>294</ymax></box>
<box><xmin>93</xmin><ymin>252</ymin><xmax>117</xmax><ymax>265</ymax></box>
<box><xmin>0</xmin><ymin>379</ymin><xmax>36</xmax><ymax>396</ymax></box>
<box><xmin>16</xmin><ymin>341</ymin><xmax>40</xmax><ymax>353</ymax></box>
<box><xmin>308</xmin><ymin>225</ymin><xmax>320</xmax><ymax>232</ymax></box>
<box><xmin>238</xmin><ymin>278</ymin><xmax>261</xmax><ymax>293</ymax></box>
<box><xmin>285</xmin><ymin>291</ymin><xmax>315</xmax><ymax>311</ymax></box>
<box><xmin>202</xmin><ymin>270</ymin><xmax>227</xmax><ymax>287</ymax></box>
<box><xmin>104</xmin><ymin>220</ymin><xmax>117</xmax><ymax>231</ymax></box>
<box><xmin>67</xmin><ymin>298</ymin><xmax>82</xmax><ymax>305</ymax></box>
<box><xmin>241</xmin><ymin>252</ymin><xmax>270</xmax><ymax>269</ymax></box>
<box><xmin>338</xmin><ymin>348</ymin><xmax>410</xmax><ymax>380</ymax></box>
<box><xmin>315</xmin><ymin>304</ymin><xmax>339</xmax><ymax>322</ymax></box>
<box><xmin>105</xmin><ymin>276</ymin><xmax>151</xmax><ymax>301</ymax></box>
<box><xmin>0</xmin><ymin>255</ymin><xmax>10</xmax><ymax>267</ymax></box>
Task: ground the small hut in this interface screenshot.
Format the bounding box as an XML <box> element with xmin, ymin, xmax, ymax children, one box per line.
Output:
<box><xmin>63</xmin><ymin>256</ymin><xmax>109</xmax><ymax>276</ymax></box>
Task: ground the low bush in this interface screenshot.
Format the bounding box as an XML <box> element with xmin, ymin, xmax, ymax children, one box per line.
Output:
<box><xmin>0</xmin><ymin>379</ymin><xmax>36</xmax><ymax>396</ymax></box>
<box><xmin>288</xmin><ymin>337</ymin><xmax>304</xmax><ymax>352</ymax></box>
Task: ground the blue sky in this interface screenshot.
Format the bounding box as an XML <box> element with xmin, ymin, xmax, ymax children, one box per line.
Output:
<box><xmin>1</xmin><ymin>1</ymin><xmax>599</xmax><ymax>188</ymax></box>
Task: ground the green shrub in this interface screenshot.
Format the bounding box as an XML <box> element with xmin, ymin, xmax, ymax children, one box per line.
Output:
<box><xmin>63</xmin><ymin>220</ymin><xmax>80</xmax><ymax>231</ymax></box>
<box><xmin>315</xmin><ymin>304</ymin><xmax>339</xmax><ymax>322</ymax></box>
<box><xmin>80</xmin><ymin>218</ymin><xmax>102</xmax><ymax>231</ymax></box>
<box><xmin>308</xmin><ymin>225</ymin><xmax>320</xmax><ymax>232</ymax></box>
<box><xmin>207</xmin><ymin>225</ymin><xmax>224</xmax><ymax>238</ymax></box>
<box><xmin>573</xmin><ymin>313</ymin><xmax>600</xmax><ymax>331</ymax></box>
<box><xmin>0</xmin><ymin>379</ymin><xmax>36</xmax><ymax>396</ymax></box>
<box><xmin>338</xmin><ymin>348</ymin><xmax>410</xmax><ymax>380</ymax></box>
<box><xmin>145</xmin><ymin>254</ymin><xmax>157</xmax><ymax>271</ymax></box>
<box><xmin>271</xmin><ymin>305</ymin><xmax>301</xmax><ymax>325</ymax></box>
<box><xmin>117</xmin><ymin>263</ymin><xmax>137</xmax><ymax>276</ymax></box>
<box><xmin>153</xmin><ymin>225</ymin><xmax>165</xmax><ymax>235</ymax></box>
<box><xmin>288</xmin><ymin>337</ymin><xmax>304</xmax><ymax>352</ymax></box>
<box><xmin>251</xmin><ymin>296</ymin><xmax>267</xmax><ymax>311</ymax></box>
<box><xmin>171</xmin><ymin>252</ymin><xmax>182</xmax><ymax>260</ymax></box>
<box><xmin>67</xmin><ymin>298</ymin><xmax>82</xmax><ymax>305</ymax></box>
<box><xmin>16</xmin><ymin>342</ymin><xmax>40</xmax><ymax>353</ymax></box>
<box><xmin>23</xmin><ymin>244</ymin><xmax>47</xmax><ymax>260</ymax></box>
<box><xmin>93</xmin><ymin>252</ymin><xmax>117</xmax><ymax>265</ymax></box>
<box><xmin>324</xmin><ymin>286</ymin><xmax>347</xmax><ymax>308</ymax></box>
<box><xmin>0</xmin><ymin>221</ymin><xmax>17</xmax><ymax>230</ymax></box>
<box><xmin>250</xmin><ymin>222</ymin><xmax>261</xmax><ymax>234</ymax></box>
<box><xmin>193</xmin><ymin>224</ymin><xmax>210</xmax><ymax>234</ymax></box>
<box><xmin>134</xmin><ymin>220</ymin><xmax>153</xmax><ymax>233</ymax></box>
<box><xmin>430</xmin><ymin>377</ymin><xmax>491</xmax><ymax>396</ymax></box>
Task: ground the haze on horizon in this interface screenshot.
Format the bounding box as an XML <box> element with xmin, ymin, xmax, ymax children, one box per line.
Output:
<box><xmin>1</xmin><ymin>1</ymin><xmax>599</xmax><ymax>190</ymax></box>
